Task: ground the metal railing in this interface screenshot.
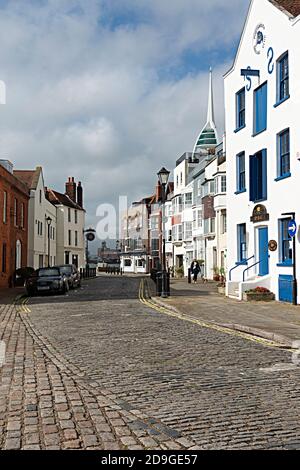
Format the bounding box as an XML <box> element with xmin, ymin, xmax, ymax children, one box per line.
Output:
<box><xmin>229</xmin><ymin>255</ymin><xmax>254</xmax><ymax>281</ymax></box>
<box><xmin>243</xmin><ymin>258</ymin><xmax>269</xmax><ymax>282</ymax></box>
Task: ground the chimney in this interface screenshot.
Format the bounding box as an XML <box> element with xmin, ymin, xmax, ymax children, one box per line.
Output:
<box><xmin>77</xmin><ymin>181</ymin><xmax>83</xmax><ymax>208</ymax></box>
<box><xmin>65</xmin><ymin>177</ymin><xmax>77</xmax><ymax>203</ymax></box>
<box><xmin>155</xmin><ymin>181</ymin><xmax>162</xmax><ymax>203</ymax></box>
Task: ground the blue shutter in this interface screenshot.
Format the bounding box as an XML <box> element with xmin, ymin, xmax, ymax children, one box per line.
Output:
<box><xmin>249</xmin><ymin>155</ymin><xmax>256</xmax><ymax>202</ymax></box>
<box><xmin>262</xmin><ymin>149</ymin><xmax>267</xmax><ymax>200</ymax></box>
<box><xmin>254</xmin><ymin>83</ymin><xmax>267</xmax><ymax>134</ymax></box>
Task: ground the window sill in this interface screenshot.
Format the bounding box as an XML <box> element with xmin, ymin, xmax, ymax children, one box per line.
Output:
<box><xmin>275</xmin><ymin>173</ymin><xmax>291</xmax><ymax>182</ymax></box>
<box><xmin>277</xmin><ymin>263</ymin><xmax>293</xmax><ymax>267</ymax></box>
<box><xmin>250</xmin><ymin>197</ymin><xmax>267</xmax><ymax>204</ymax></box>
<box><xmin>252</xmin><ymin>128</ymin><xmax>267</xmax><ymax>137</ymax></box>
<box><xmin>235</xmin><ymin>189</ymin><xmax>246</xmax><ymax>195</ymax></box>
<box><xmin>235</xmin><ymin>261</ymin><xmax>248</xmax><ymax>266</ymax></box>
<box><xmin>274</xmin><ymin>95</ymin><xmax>290</xmax><ymax>108</ymax></box>
<box><xmin>234</xmin><ymin>125</ymin><xmax>246</xmax><ymax>134</ymax></box>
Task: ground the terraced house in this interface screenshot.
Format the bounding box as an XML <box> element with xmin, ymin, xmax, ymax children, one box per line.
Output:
<box><xmin>225</xmin><ymin>0</ymin><xmax>300</xmax><ymax>303</ymax></box>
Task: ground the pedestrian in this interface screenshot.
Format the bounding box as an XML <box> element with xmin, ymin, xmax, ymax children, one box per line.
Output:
<box><xmin>190</xmin><ymin>260</ymin><xmax>201</xmax><ymax>284</ymax></box>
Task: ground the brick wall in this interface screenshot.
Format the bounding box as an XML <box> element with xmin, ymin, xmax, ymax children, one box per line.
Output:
<box><xmin>0</xmin><ymin>165</ymin><xmax>29</xmax><ymax>288</ymax></box>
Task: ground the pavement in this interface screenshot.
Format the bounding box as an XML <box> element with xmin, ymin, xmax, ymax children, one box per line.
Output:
<box><xmin>2</xmin><ymin>275</ymin><xmax>300</xmax><ymax>450</ymax></box>
<box><xmin>147</xmin><ymin>278</ymin><xmax>300</xmax><ymax>347</ymax></box>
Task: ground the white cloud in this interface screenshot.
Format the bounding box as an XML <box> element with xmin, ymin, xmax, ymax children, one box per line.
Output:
<box><xmin>0</xmin><ymin>0</ymin><xmax>250</xmax><ymax>235</ymax></box>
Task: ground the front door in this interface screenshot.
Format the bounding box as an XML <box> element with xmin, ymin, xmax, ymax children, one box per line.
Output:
<box><xmin>258</xmin><ymin>227</ymin><xmax>269</xmax><ymax>276</ymax></box>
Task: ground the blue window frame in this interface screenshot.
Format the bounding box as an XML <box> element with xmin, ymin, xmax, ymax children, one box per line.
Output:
<box><xmin>277</xmin><ymin>129</ymin><xmax>290</xmax><ymax>178</ymax></box>
<box><xmin>278</xmin><ymin>52</ymin><xmax>289</xmax><ymax>103</ymax></box>
<box><xmin>279</xmin><ymin>218</ymin><xmax>293</xmax><ymax>265</ymax></box>
<box><xmin>236</xmin><ymin>152</ymin><xmax>246</xmax><ymax>192</ymax></box>
<box><xmin>236</xmin><ymin>88</ymin><xmax>245</xmax><ymax>131</ymax></box>
<box><xmin>249</xmin><ymin>149</ymin><xmax>267</xmax><ymax>202</ymax></box>
<box><xmin>254</xmin><ymin>82</ymin><xmax>267</xmax><ymax>135</ymax></box>
<box><xmin>237</xmin><ymin>224</ymin><xmax>247</xmax><ymax>263</ymax></box>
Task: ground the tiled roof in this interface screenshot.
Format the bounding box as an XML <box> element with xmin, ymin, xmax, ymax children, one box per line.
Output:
<box><xmin>14</xmin><ymin>167</ymin><xmax>42</xmax><ymax>190</ymax></box>
<box><xmin>47</xmin><ymin>189</ymin><xmax>84</xmax><ymax>211</ymax></box>
<box><xmin>270</xmin><ymin>0</ymin><xmax>300</xmax><ymax>17</ymax></box>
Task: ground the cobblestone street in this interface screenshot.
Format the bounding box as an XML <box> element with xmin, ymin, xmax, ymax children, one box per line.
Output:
<box><xmin>1</xmin><ymin>276</ymin><xmax>300</xmax><ymax>450</ymax></box>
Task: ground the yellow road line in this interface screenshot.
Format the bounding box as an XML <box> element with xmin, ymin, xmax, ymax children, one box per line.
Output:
<box><xmin>139</xmin><ymin>279</ymin><xmax>293</xmax><ymax>352</ymax></box>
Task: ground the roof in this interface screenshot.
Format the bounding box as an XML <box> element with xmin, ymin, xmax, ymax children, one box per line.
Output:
<box><xmin>47</xmin><ymin>189</ymin><xmax>84</xmax><ymax>211</ymax></box>
<box><xmin>269</xmin><ymin>0</ymin><xmax>300</xmax><ymax>17</ymax></box>
<box><xmin>14</xmin><ymin>167</ymin><xmax>42</xmax><ymax>190</ymax></box>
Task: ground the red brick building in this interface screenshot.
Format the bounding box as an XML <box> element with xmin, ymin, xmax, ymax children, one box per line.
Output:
<box><xmin>0</xmin><ymin>160</ymin><xmax>30</xmax><ymax>288</ymax></box>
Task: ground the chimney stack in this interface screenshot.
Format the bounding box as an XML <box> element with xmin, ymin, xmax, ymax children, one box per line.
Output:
<box><xmin>77</xmin><ymin>181</ymin><xmax>83</xmax><ymax>208</ymax></box>
<box><xmin>155</xmin><ymin>181</ymin><xmax>162</xmax><ymax>203</ymax></box>
<box><xmin>65</xmin><ymin>177</ymin><xmax>77</xmax><ymax>203</ymax></box>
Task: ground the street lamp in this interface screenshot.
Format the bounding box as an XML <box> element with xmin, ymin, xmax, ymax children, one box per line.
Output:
<box><xmin>282</xmin><ymin>212</ymin><xmax>297</xmax><ymax>305</ymax></box>
<box><xmin>84</xmin><ymin>228</ymin><xmax>96</xmax><ymax>271</ymax></box>
<box><xmin>46</xmin><ymin>216</ymin><xmax>52</xmax><ymax>268</ymax></box>
<box><xmin>157</xmin><ymin>167</ymin><xmax>170</xmax><ymax>298</ymax></box>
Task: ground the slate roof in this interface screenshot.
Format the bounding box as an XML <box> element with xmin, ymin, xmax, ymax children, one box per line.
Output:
<box><xmin>14</xmin><ymin>167</ymin><xmax>42</xmax><ymax>190</ymax></box>
<box><xmin>270</xmin><ymin>0</ymin><xmax>300</xmax><ymax>17</ymax></box>
<box><xmin>47</xmin><ymin>189</ymin><xmax>84</xmax><ymax>211</ymax></box>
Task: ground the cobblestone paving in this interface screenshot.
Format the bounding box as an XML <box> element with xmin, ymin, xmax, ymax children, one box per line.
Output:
<box><xmin>19</xmin><ymin>276</ymin><xmax>300</xmax><ymax>450</ymax></box>
<box><xmin>0</xmin><ymin>291</ymin><xmax>197</xmax><ymax>450</ymax></box>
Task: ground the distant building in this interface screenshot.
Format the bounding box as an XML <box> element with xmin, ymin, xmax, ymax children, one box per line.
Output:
<box><xmin>14</xmin><ymin>167</ymin><xmax>57</xmax><ymax>269</ymax></box>
<box><xmin>46</xmin><ymin>178</ymin><xmax>85</xmax><ymax>268</ymax></box>
<box><xmin>0</xmin><ymin>160</ymin><xmax>29</xmax><ymax>288</ymax></box>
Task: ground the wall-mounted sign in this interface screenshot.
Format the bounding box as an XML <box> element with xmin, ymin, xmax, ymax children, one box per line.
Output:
<box><xmin>268</xmin><ymin>240</ymin><xmax>278</xmax><ymax>252</ymax></box>
<box><xmin>251</xmin><ymin>204</ymin><xmax>270</xmax><ymax>223</ymax></box>
<box><xmin>253</xmin><ymin>24</ymin><xmax>266</xmax><ymax>55</ymax></box>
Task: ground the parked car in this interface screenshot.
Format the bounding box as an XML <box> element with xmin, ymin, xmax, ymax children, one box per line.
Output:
<box><xmin>56</xmin><ymin>265</ymin><xmax>81</xmax><ymax>289</ymax></box>
<box><xmin>25</xmin><ymin>267</ymin><xmax>69</xmax><ymax>296</ymax></box>
<box><xmin>14</xmin><ymin>267</ymin><xmax>35</xmax><ymax>287</ymax></box>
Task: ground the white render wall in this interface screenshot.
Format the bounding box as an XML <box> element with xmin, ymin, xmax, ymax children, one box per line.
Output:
<box><xmin>27</xmin><ymin>171</ymin><xmax>57</xmax><ymax>269</ymax></box>
<box><xmin>56</xmin><ymin>205</ymin><xmax>85</xmax><ymax>268</ymax></box>
<box><xmin>224</xmin><ymin>0</ymin><xmax>300</xmax><ymax>301</ymax></box>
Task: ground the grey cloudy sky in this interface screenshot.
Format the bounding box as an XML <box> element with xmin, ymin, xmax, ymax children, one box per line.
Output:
<box><xmin>0</xmin><ymin>0</ymin><xmax>250</xmax><ymax>238</ymax></box>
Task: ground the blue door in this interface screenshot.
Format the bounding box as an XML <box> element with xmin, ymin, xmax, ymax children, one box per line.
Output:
<box><xmin>258</xmin><ymin>227</ymin><xmax>269</xmax><ymax>276</ymax></box>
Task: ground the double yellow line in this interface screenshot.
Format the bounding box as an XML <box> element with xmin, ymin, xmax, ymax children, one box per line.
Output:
<box><xmin>139</xmin><ymin>279</ymin><xmax>293</xmax><ymax>351</ymax></box>
<box><xmin>20</xmin><ymin>297</ymin><xmax>31</xmax><ymax>314</ymax></box>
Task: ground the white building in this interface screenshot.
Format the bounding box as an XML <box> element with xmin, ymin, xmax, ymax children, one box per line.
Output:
<box><xmin>47</xmin><ymin>178</ymin><xmax>85</xmax><ymax>269</ymax></box>
<box><xmin>225</xmin><ymin>0</ymin><xmax>300</xmax><ymax>302</ymax></box>
<box><xmin>14</xmin><ymin>167</ymin><xmax>57</xmax><ymax>269</ymax></box>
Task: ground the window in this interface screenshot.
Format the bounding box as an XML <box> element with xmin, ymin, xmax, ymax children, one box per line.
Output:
<box><xmin>14</xmin><ymin>199</ymin><xmax>18</xmax><ymax>227</ymax></box>
<box><xmin>176</xmin><ymin>175</ymin><xmax>179</xmax><ymax>187</ymax></box>
<box><xmin>180</xmin><ymin>172</ymin><xmax>183</xmax><ymax>185</ymax></box>
<box><xmin>16</xmin><ymin>240</ymin><xmax>22</xmax><ymax>270</ymax></box>
<box><xmin>221</xmin><ymin>176</ymin><xmax>227</xmax><ymax>193</ymax></box>
<box><xmin>277</xmin><ymin>52</ymin><xmax>289</xmax><ymax>103</ymax></box>
<box><xmin>197</xmin><ymin>180</ymin><xmax>202</xmax><ymax>198</ymax></box>
<box><xmin>197</xmin><ymin>210</ymin><xmax>203</xmax><ymax>228</ymax></box>
<box><xmin>68</xmin><ymin>230</ymin><xmax>72</xmax><ymax>246</ymax></box>
<box><xmin>221</xmin><ymin>210</ymin><xmax>227</xmax><ymax>234</ymax></box>
<box><xmin>68</xmin><ymin>208</ymin><xmax>71</xmax><ymax>223</ymax></box>
<box><xmin>279</xmin><ymin>219</ymin><xmax>293</xmax><ymax>265</ymax></box>
<box><xmin>184</xmin><ymin>222</ymin><xmax>193</xmax><ymax>240</ymax></box>
<box><xmin>75</xmin><ymin>210</ymin><xmax>78</xmax><ymax>224</ymax></box>
<box><xmin>65</xmin><ymin>252</ymin><xmax>70</xmax><ymax>264</ymax></box>
<box><xmin>236</xmin><ymin>88</ymin><xmax>245</xmax><ymax>130</ymax></box>
<box><xmin>151</xmin><ymin>239</ymin><xmax>159</xmax><ymax>253</ymax></box>
<box><xmin>125</xmin><ymin>259</ymin><xmax>132</xmax><ymax>267</ymax></box>
<box><xmin>250</xmin><ymin>149</ymin><xmax>267</xmax><ymax>202</ymax></box>
<box><xmin>204</xmin><ymin>218</ymin><xmax>215</xmax><ymax>235</ymax></box>
<box><xmin>237</xmin><ymin>224</ymin><xmax>247</xmax><ymax>263</ymax></box>
<box><xmin>75</xmin><ymin>231</ymin><xmax>78</xmax><ymax>247</ymax></box>
<box><xmin>254</xmin><ymin>82</ymin><xmax>267</xmax><ymax>135</ymax></box>
<box><xmin>277</xmin><ymin>129</ymin><xmax>290</xmax><ymax>178</ymax></box>
<box><xmin>3</xmin><ymin>191</ymin><xmax>7</xmax><ymax>223</ymax></box>
<box><xmin>40</xmin><ymin>222</ymin><xmax>43</xmax><ymax>236</ymax></box>
<box><xmin>21</xmin><ymin>203</ymin><xmax>24</xmax><ymax>229</ymax></box>
<box><xmin>2</xmin><ymin>243</ymin><xmax>6</xmax><ymax>273</ymax></box>
<box><xmin>185</xmin><ymin>193</ymin><xmax>192</xmax><ymax>208</ymax></box>
<box><xmin>236</xmin><ymin>152</ymin><xmax>246</xmax><ymax>193</ymax></box>
<box><xmin>39</xmin><ymin>190</ymin><xmax>42</xmax><ymax>204</ymax></box>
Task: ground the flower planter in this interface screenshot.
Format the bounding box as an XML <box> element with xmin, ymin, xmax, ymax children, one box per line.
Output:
<box><xmin>213</xmin><ymin>275</ymin><xmax>220</xmax><ymax>282</ymax></box>
<box><xmin>243</xmin><ymin>292</ymin><xmax>275</xmax><ymax>302</ymax></box>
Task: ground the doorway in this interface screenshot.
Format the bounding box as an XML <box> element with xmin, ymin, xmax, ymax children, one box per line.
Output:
<box><xmin>258</xmin><ymin>227</ymin><xmax>269</xmax><ymax>276</ymax></box>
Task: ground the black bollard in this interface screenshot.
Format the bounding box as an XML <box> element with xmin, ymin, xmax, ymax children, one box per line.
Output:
<box><xmin>188</xmin><ymin>268</ymin><xmax>192</xmax><ymax>284</ymax></box>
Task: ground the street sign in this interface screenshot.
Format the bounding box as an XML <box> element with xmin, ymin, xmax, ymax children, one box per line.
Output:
<box><xmin>288</xmin><ymin>220</ymin><xmax>297</xmax><ymax>238</ymax></box>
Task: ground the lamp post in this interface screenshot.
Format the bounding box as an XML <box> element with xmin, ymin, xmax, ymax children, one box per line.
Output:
<box><xmin>282</xmin><ymin>212</ymin><xmax>297</xmax><ymax>305</ymax></box>
<box><xmin>157</xmin><ymin>167</ymin><xmax>170</xmax><ymax>298</ymax></box>
<box><xmin>46</xmin><ymin>216</ymin><xmax>52</xmax><ymax>268</ymax></box>
<box><xmin>84</xmin><ymin>228</ymin><xmax>96</xmax><ymax>273</ymax></box>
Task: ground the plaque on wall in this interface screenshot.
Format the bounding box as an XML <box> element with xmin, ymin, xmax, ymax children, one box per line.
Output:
<box><xmin>250</xmin><ymin>204</ymin><xmax>269</xmax><ymax>223</ymax></box>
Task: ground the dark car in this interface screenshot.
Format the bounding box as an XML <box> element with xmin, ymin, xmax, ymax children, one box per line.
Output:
<box><xmin>14</xmin><ymin>267</ymin><xmax>35</xmax><ymax>287</ymax></box>
<box><xmin>25</xmin><ymin>267</ymin><xmax>69</xmax><ymax>296</ymax></box>
<box><xmin>56</xmin><ymin>265</ymin><xmax>81</xmax><ymax>289</ymax></box>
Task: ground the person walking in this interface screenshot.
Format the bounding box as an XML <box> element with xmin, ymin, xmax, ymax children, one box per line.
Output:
<box><xmin>190</xmin><ymin>260</ymin><xmax>201</xmax><ymax>284</ymax></box>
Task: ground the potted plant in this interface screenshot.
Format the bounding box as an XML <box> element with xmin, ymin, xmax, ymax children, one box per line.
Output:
<box><xmin>243</xmin><ymin>287</ymin><xmax>275</xmax><ymax>302</ymax></box>
<box><xmin>176</xmin><ymin>266</ymin><xmax>184</xmax><ymax>279</ymax></box>
<box><xmin>219</xmin><ymin>267</ymin><xmax>226</xmax><ymax>284</ymax></box>
<box><xmin>213</xmin><ymin>266</ymin><xmax>220</xmax><ymax>282</ymax></box>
